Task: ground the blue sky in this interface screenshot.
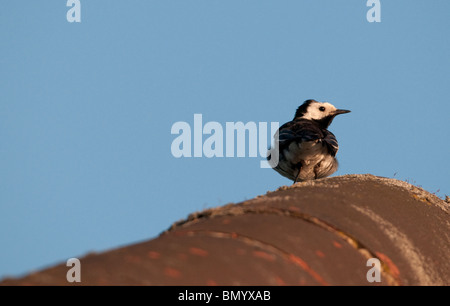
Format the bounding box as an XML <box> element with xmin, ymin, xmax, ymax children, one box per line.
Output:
<box><xmin>1</xmin><ymin>1</ymin><xmax>449</xmax><ymax>278</ymax></box>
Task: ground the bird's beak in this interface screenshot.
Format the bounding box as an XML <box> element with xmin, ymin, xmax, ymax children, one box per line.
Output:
<box><xmin>333</xmin><ymin>109</ymin><xmax>351</xmax><ymax>116</ymax></box>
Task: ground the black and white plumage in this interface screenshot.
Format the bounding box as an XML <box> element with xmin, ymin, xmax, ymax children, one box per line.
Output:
<box><xmin>268</xmin><ymin>99</ymin><xmax>350</xmax><ymax>183</ymax></box>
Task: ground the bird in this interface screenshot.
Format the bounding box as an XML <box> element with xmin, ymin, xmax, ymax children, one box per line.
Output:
<box><xmin>267</xmin><ymin>99</ymin><xmax>350</xmax><ymax>183</ymax></box>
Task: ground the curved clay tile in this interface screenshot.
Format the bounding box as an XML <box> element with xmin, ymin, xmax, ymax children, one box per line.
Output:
<box><xmin>1</xmin><ymin>175</ymin><xmax>449</xmax><ymax>286</ymax></box>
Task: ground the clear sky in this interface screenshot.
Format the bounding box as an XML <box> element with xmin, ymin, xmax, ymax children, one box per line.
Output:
<box><xmin>1</xmin><ymin>1</ymin><xmax>449</xmax><ymax>278</ymax></box>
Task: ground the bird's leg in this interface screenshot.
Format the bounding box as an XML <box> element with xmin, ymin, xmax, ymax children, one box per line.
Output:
<box><xmin>293</xmin><ymin>163</ymin><xmax>302</xmax><ymax>184</ymax></box>
<box><xmin>314</xmin><ymin>162</ymin><xmax>321</xmax><ymax>180</ymax></box>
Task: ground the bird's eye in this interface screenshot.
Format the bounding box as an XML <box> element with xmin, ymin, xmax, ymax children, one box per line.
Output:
<box><xmin>319</xmin><ymin>106</ymin><xmax>326</xmax><ymax>112</ymax></box>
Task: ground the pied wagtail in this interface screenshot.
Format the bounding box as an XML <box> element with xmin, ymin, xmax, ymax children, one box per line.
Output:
<box><xmin>268</xmin><ymin>99</ymin><xmax>351</xmax><ymax>183</ymax></box>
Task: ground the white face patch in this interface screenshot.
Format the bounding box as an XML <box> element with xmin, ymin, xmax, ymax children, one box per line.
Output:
<box><xmin>302</xmin><ymin>102</ymin><xmax>337</xmax><ymax>120</ymax></box>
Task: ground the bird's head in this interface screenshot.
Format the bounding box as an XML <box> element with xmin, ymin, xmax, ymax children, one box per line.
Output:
<box><xmin>294</xmin><ymin>99</ymin><xmax>351</xmax><ymax>128</ymax></box>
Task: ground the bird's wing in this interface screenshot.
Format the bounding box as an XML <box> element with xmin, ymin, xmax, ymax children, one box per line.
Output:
<box><xmin>276</xmin><ymin>119</ymin><xmax>339</xmax><ymax>155</ymax></box>
<box><xmin>322</xmin><ymin>130</ymin><xmax>339</xmax><ymax>156</ymax></box>
<box><xmin>277</xmin><ymin>120</ymin><xmax>323</xmax><ymax>148</ymax></box>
